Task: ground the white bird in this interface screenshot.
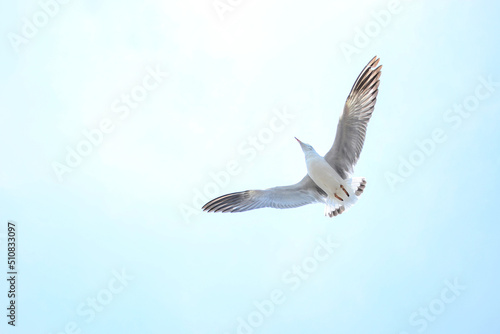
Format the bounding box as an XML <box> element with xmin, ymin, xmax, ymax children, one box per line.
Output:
<box><xmin>203</xmin><ymin>56</ymin><xmax>382</xmax><ymax>217</ymax></box>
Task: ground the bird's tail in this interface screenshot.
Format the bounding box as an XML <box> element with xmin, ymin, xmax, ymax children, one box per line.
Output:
<box><xmin>324</xmin><ymin>177</ymin><xmax>366</xmax><ymax>218</ymax></box>
<box><xmin>324</xmin><ymin>193</ymin><xmax>357</xmax><ymax>217</ymax></box>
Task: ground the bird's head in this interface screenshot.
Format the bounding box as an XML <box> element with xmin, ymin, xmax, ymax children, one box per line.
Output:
<box><xmin>295</xmin><ymin>137</ymin><xmax>316</xmax><ymax>154</ymax></box>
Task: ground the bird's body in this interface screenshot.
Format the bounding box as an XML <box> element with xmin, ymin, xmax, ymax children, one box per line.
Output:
<box><xmin>295</xmin><ymin>138</ymin><xmax>360</xmax><ymax>217</ymax></box>
<box><xmin>301</xmin><ymin>145</ymin><xmax>346</xmax><ymax>199</ymax></box>
<box><xmin>306</xmin><ymin>153</ymin><xmax>346</xmax><ymax>198</ymax></box>
<box><xmin>202</xmin><ymin>56</ymin><xmax>381</xmax><ymax>218</ymax></box>
<box><xmin>307</xmin><ymin>155</ymin><xmax>356</xmax><ymax>216</ymax></box>
<box><xmin>306</xmin><ymin>153</ymin><xmax>354</xmax><ymax>201</ymax></box>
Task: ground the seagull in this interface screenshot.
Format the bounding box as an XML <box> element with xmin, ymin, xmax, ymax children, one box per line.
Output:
<box><xmin>202</xmin><ymin>56</ymin><xmax>382</xmax><ymax>217</ymax></box>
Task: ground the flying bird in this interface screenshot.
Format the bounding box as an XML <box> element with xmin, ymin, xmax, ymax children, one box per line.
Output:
<box><xmin>202</xmin><ymin>56</ymin><xmax>382</xmax><ymax>217</ymax></box>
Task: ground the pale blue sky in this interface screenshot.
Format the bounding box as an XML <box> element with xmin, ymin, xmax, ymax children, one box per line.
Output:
<box><xmin>1</xmin><ymin>1</ymin><xmax>499</xmax><ymax>333</ymax></box>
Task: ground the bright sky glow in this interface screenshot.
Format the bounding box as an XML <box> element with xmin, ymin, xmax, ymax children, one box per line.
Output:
<box><xmin>1</xmin><ymin>0</ymin><xmax>499</xmax><ymax>333</ymax></box>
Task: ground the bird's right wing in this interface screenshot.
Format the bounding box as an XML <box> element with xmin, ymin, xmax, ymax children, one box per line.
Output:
<box><xmin>324</xmin><ymin>56</ymin><xmax>382</xmax><ymax>179</ymax></box>
<box><xmin>202</xmin><ymin>176</ymin><xmax>324</xmax><ymax>213</ymax></box>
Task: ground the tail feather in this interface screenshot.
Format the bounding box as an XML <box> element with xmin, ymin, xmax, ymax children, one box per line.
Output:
<box><xmin>324</xmin><ymin>177</ymin><xmax>366</xmax><ymax>218</ymax></box>
<box><xmin>324</xmin><ymin>191</ymin><xmax>357</xmax><ymax>218</ymax></box>
<box><xmin>324</xmin><ymin>198</ymin><xmax>345</xmax><ymax>217</ymax></box>
<box><xmin>349</xmin><ymin>177</ymin><xmax>367</xmax><ymax>196</ymax></box>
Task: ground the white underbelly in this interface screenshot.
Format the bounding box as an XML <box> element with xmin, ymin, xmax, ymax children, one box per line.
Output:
<box><xmin>306</xmin><ymin>157</ymin><xmax>344</xmax><ymax>196</ymax></box>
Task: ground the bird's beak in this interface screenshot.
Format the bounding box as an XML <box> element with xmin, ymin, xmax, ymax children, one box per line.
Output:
<box><xmin>295</xmin><ymin>137</ymin><xmax>302</xmax><ymax>143</ymax></box>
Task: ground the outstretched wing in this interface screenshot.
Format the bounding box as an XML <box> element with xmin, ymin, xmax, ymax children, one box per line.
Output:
<box><xmin>202</xmin><ymin>176</ymin><xmax>324</xmax><ymax>213</ymax></box>
<box><xmin>324</xmin><ymin>56</ymin><xmax>382</xmax><ymax>179</ymax></box>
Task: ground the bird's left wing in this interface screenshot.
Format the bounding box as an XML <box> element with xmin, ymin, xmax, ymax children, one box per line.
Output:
<box><xmin>324</xmin><ymin>56</ymin><xmax>382</xmax><ymax>179</ymax></box>
<box><xmin>202</xmin><ymin>176</ymin><xmax>324</xmax><ymax>213</ymax></box>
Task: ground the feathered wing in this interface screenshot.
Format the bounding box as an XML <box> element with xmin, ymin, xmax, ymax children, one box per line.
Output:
<box><xmin>324</xmin><ymin>56</ymin><xmax>382</xmax><ymax>179</ymax></box>
<box><xmin>202</xmin><ymin>176</ymin><xmax>325</xmax><ymax>213</ymax></box>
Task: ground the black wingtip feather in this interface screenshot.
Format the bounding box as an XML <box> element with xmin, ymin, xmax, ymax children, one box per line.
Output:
<box><xmin>202</xmin><ymin>191</ymin><xmax>251</xmax><ymax>213</ymax></box>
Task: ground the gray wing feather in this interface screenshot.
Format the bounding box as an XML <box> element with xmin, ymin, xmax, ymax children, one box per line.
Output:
<box><xmin>202</xmin><ymin>176</ymin><xmax>325</xmax><ymax>213</ymax></box>
<box><xmin>324</xmin><ymin>56</ymin><xmax>382</xmax><ymax>179</ymax></box>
